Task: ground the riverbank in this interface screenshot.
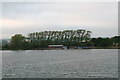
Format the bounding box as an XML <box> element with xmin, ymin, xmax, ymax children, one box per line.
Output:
<box><xmin>2</xmin><ymin>45</ymin><xmax>120</xmax><ymax>50</ymax></box>
<box><xmin>90</xmin><ymin>46</ymin><xmax>120</xmax><ymax>49</ymax></box>
<box><xmin>1</xmin><ymin>46</ymin><xmax>120</xmax><ymax>50</ymax></box>
<box><xmin>28</xmin><ymin>46</ymin><xmax>120</xmax><ymax>50</ymax></box>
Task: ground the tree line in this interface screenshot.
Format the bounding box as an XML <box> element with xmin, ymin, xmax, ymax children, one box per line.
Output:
<box><xmin>92</xmin><ymin>36</ymin><xmax>120</xmax><ymax>48</ymax></box>
<box><xmin>2</xmin><ymin>29</ymin><xmax>120</xmax><ymax>50</ymax></box>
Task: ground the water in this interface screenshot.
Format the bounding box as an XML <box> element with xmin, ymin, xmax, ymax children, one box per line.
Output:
<box><xmin>2</xmin><ymin>49</ymin><xmax>118</xmax><ymax>78</ymax></box>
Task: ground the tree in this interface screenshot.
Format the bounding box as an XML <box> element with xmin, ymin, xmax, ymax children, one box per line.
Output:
<box><xmin>10</xmin><ymin>34</ymin><xmax>27</xmax><ymax>50</ymax></box>
<box><xmin>27</xmin><ymin>29</ymin><xmax>92</xmax><ymax>48</ymax></box>
<box><xmin>91</xmin><ymin>37</ymin><xmax>113</xmax><ymax>47</ymax></box>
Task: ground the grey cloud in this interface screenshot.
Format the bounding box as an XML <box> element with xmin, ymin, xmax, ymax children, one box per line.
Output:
<box><xmin>2</xmin><ymin>2</ymin><xmax>118</xmax><ymax>39</ymax></box>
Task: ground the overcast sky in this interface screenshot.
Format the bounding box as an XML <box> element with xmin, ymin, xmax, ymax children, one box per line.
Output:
<box><xmin>1</xmin><ymin>2</ymin><xmax>118</xmax><ymax>39</ymax></box>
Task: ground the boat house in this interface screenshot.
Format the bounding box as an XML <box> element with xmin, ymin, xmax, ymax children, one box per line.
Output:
<box><xmin>48</xmin><ymin>45</ymin><xmax>64</xmax><ymax>49</ymax></box>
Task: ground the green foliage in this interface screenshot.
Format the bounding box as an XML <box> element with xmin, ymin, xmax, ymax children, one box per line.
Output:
<box><xmin>9</xmin><ymin>34</ymin><xmax>27</xmax><ymax>50</ymax></box>
<box><xmin>91</xmin><ymin>36</ymin><xmax>120</xmax><ymax>47</ymax></box>
<box><xmin>3</xmin><ymin>29</ymin><xmax>120</xmax><ymax>50</ymax></box>
<box><xmin>111</xmin><ymin>36</ymin><xmax>120</xmax><ymax>46</ymax></box>
<box><xmin>27</xmin><ymin>29</ymin><xmax>92</xmax><ymax>48</ymax></box>
<box><xmin>2</xmin><ymin>31</ymin><xmax>120</xmax><ymax>50</ymax></box>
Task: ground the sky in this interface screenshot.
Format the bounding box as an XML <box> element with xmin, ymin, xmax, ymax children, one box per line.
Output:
<box><xmin>1</xmin><ymin>2</ymin><xmax>118</xmax><ymax>39</ymax></box>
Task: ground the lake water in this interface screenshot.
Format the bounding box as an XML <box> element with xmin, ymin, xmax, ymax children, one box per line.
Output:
<box><xmin>2</xmin><ymin>49</ymin><xmax>118</xmax><ymax>78</ymax></box>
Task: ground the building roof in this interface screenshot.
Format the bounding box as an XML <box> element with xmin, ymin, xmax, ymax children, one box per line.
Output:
<box><xmin>48</xmin><ymin>45</ymin><xmax>63</xmax><ymax>47</ymax></box>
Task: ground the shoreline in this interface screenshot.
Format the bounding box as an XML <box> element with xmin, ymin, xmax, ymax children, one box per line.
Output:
<box><xmin>1</xmin><ymin>47</ymin><xmax>120</xmax><ymax>50</ymax></box>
